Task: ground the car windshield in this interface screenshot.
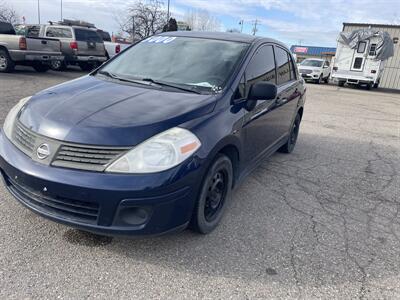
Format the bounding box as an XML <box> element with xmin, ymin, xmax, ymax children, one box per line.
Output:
<box><xmin>300</xmin><ymin>60</ymin><xmax>323</xmax><ymax>67</ymax></box>
<box><xmin>99</xmin><ymin>36</ymin><xmax>249</xmax><ymax>93</ymax></box>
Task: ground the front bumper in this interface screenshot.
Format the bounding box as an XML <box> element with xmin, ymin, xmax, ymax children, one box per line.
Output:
<box><xmin>300</xmin><ymin>73</ymin><xmax>320</xmax><ymax>80</ymax></box>
<box><xmin>0</xmin><ymin>131</ymin><xmax>205</xmax><ymax>236</ymax></box>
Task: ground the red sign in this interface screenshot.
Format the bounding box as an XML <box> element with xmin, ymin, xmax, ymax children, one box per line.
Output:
<box><xmin>294</xmin><ymin>47</ymin><xmax>308</xmax><ymax>53</ymax></box>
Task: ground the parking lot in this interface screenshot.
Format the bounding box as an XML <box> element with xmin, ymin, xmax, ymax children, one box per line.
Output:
<box><xmin>0</xmin><ymin>68</ymin><xmax>399</xmax><ymax>299</ymax></box>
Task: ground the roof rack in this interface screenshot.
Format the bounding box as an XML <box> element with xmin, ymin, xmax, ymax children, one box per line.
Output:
<box><xmin>51</xmin><ymin>19</ymin><xmax>96</xmax><ymax>28</ymax></box>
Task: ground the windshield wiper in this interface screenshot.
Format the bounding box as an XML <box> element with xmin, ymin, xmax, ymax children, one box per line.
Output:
<box><xmin>141</xmin><ymin>78</ymin><xmax>202</xmax><ymax>94</ymax></box>
<box><xmin>97</xmin><ymin>71</ymin><xmax>152</xmax><ymax>86</ymax></box>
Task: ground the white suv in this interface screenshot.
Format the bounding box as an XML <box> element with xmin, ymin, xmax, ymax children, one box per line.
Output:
<box><xmin>298</xmin><ymin>58</ymin><xmax>331</xmax><ymax>84</ymax></box>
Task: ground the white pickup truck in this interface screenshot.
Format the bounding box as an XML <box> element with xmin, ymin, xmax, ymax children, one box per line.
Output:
<box><xmin>0</xmin><ymin>21</ymin><xmax>64</xmax><ymax>73</ymax></box>
<box><xmin>97</xmin><ymin>30</ymin><xmax>128</xmax><ymax>60</ymax></box>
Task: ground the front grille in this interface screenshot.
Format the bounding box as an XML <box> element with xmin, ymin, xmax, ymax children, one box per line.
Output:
<box><xmin>6</xmin><ymin>176</ymin><xmax>99</xmax><ymax>224</ymax></box>
<box><xmin>52</xmin><ymin>145</ymin><xmax>128</xmax><ymax>171</ymax></box>
<box><xmin>299</xmin><ymin>69</ymin><xmax>312</xmax><ymax>74</ymax></box>
<box><xmin>13</xmin><ymin>122</ymin><xmax>37</xmax><ymax>154</ymax></box>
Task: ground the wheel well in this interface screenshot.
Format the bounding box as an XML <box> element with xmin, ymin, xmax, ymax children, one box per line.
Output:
<box><xmin>0</xmin><ymin>46</ymin><xmax>9</xmax><ymax>54</ymax></box>
<box><xmin>218</xmin><ymin>145</ymin><xmax>240</xmax><ymax>187</ymax></box>
<box><xmin>297</xmin><ymin>107</ymin><xmax>304</xmax><ymax>121</ymax></box>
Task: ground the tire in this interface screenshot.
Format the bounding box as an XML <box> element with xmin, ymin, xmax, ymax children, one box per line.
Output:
<box><xmin>32</xmin><ymin>63</ymin><xmax>50</xmax><ymax>73</ymax></box>
<box><xmin>279</xmin><ymin>113</ymin><xmax>301</xmax><ymax>154</ymax></box>
<box><xmin>338</xmin><ymin>81</ymin><xmax>345</xmax><ymax>87</ymax></box>
<box><xmin>0</xmin><ymin>49</ymin><xmax>15</xmax><ymax>73</ymax></box>
<box><xmin>373</xmin><ymin>82</ymin><xmax>379</xmax><ymax>89</ymax></box>
<box><xmin>315</xmin><ymin>75</ymin><xmax>322</xmax><ymax>84</ymax></box>
<box><xmin>190</xmin><ymin>154</ymin><xmax>233</xmax><ymax>234</ymax></box>
<box><xmin>79</xmin><ymin>62</ymin><xmax>95</xmax><ymax>72</ymax></box>
<box><xmin>50</xmin><ymin>60</ymin><xmax>66</xmax><ymax>71</ymax></box>
<box><xmin>366</xmin><ymin>83</ymin><xmax>372</xmax><ymax>90</ymax></box>
<box><xmin>324</xmin><ymin>74</ymin><xmax>330</xmax><ymax>83</ymax></box>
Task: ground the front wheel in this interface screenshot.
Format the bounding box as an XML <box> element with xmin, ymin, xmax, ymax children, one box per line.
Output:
<box><xmin>190</xmin><ymin>154</ymin><xmax>233</xmax><ymax>234</ymax></box>
<box><xmin>315</xmin><ymin>74</ymin><xmax>322</xmax><ymax>84</ymax></box>
<box><xmin>324</xmin><ymin>74</ymin><xmax>330</xmax><ymax>83</ymax></box>
<box><xmin>279</xmin><ymin>113</ymin><xmax>301</xmax><ymax>154</ymax></box>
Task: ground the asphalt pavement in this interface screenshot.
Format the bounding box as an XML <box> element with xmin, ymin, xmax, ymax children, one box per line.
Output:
<box><xmin>0</xmin><ymin>67</ymin><xmax>399</xmax><ymax>299</ymax></box>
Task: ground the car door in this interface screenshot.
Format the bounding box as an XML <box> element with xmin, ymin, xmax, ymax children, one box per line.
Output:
<box><xmin>239</xmin><ymin>44</ymin><xmax>282</xmax><ymax>163</ymax></box>
<box><xmin>323</xmin><ymin>60</ymin><xmax>330</xmax><ymax>77</ymax></box>
<box><xmin>272</xmin><ymin>46</ymin><xmax>301</xmax><ymax>145</ymax></box>
<box><xmin>351</xmin><ymin>40</ymin><xmax>368</xmax><ymax>72</ymax></box>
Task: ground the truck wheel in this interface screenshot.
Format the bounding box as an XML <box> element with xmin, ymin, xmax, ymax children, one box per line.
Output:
<box><xmin>190</xmin><ymin>154</ymin><xmax>233</xmax><ymax>234</ymax></box>
<box><xmin>32</xmin><ymin>63</ymin><xmax>50</xmax><ymax>73</ymax></box>
<box><xmin>338</xmin><ymin>81</ymin><xmax>345</xmax><ymax>87</ymax></box>
<box><xmin>315</xmin><ymin>75</ymin><xmax>322</xmax><ymax>84</ymax></box>
<box><xmin>50</xmin><ymin>60</ymin><xmax>66</xmax><ymax>71</ymax></box>
<box><xmin>0</xmin><ymin>49</ymin><xmax>15</xmax><ymax>73</ymax></box>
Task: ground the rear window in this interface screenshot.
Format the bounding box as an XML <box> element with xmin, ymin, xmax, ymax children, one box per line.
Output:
<box><xmin>0</xmin><ymin>22</ymin><xmax>16</xmax><ymax>35</ymax></box>
<box><xmin>15</xmin><ymin>25</ymin><xmax>41</xmax><ymax>37</ymax></box>
<box><xmin>46</xmin><ymin>27</ymin><xmax>72</xmax><ymax>38</ymax></box>
<box><xmin>74</xmin><ymin>29</ymin><xmax>102</xmax><ymax>43</ymax></box>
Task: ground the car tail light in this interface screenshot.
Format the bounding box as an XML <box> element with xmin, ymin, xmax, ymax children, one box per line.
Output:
<box><xmin>115</xmin><ymin>44</ymin><xmax>121</xmax><ymax>54</ymax></box>
<box><xmin>19</xmin><ymin>37</ymin><xmax>27</xmax><ymax>50</ymax></box>
<box><xmin>371</xmin><ymin>70</ymin><xmax>377</xmax><ymax>74</ymax></box>
<box><xmin>69</xmin><ymin>41</ymin><xmax>78</xmax><ymax>50</ymax></box>
<box><xmin>333</xmin><ymin>66</ymin><xmax>338</xmax><ymax>71</ymax></box>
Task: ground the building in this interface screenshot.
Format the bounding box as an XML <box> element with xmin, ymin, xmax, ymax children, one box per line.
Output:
<box><xmin>177</xmin><ymin>21</ymin><xmax>191</xmax><ymax>31</ymax></box>
<box><xmin>290</xmin><ymin>45</ymin><xmax>336</xmax><ymax>63</ymax></box>
<box><xmin>342</xmin><ymin>22</ymin><xmax>400</xmax><ymax>90</ymax></box>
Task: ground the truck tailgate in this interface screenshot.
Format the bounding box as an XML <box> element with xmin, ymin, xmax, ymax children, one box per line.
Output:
<box><xmin>26</xmin><ymin>37</ymin><xmax>60</xmax><ymax>53</ymax></box>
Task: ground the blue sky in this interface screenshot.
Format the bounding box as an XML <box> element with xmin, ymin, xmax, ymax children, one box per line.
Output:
<box><xmin>4</xmin><ymin>0</ymin><xmax>400</xmax><ymax>47</ymax></box>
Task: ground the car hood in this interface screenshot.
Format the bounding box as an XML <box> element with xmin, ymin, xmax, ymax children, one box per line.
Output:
<box><xmin>298</xmin><ymin>66</ymin><xmax>322</xmax><ymax>71</ymax></box>
<box><xmin>19</xmin><ymin>75</ymin><xmax>217</xmax><ymax>146</ymax></box>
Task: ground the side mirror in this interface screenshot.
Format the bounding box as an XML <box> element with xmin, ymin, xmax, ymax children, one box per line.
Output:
<box><xmin>323</xmin><ymin>65</ymin><xmax>329</xmax><ymax>68</ymax></box>
<box><xmin>248</xmin><ymin>82</ymin><xmax>277</xmax><ymax>101</ymax></box>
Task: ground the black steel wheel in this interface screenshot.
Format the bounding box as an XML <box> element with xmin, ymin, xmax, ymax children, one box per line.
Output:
<box><xmin>50</xmin><ymin>60</ymin><xmax>67</xmax><ymax>71</ymax></box>
<box><xmin>279</xmin><ymin>113</ymin><xmax>301</xmax><ymax>154</ymax></box>
<box><xmin>191</xmin><ymin>154</ymin><xmax>233</xmax><ymax>234</ymax></box>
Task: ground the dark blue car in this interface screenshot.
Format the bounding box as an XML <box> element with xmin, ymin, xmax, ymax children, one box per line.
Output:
<box><xmin>0</xmin><ymin>32</ymin><xmax>305</xmax><ymax>235</ymax></box>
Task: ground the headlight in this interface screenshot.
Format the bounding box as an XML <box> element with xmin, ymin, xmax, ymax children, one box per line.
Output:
<box><xmin>106</xmin><ymin>127</ymin><xmax>201</xmax><ymax>173</ymax></box>
<box><xmin>3</xmin><ymin>96</ymin><xmax>31</xmax><ymax>141</ymax></box>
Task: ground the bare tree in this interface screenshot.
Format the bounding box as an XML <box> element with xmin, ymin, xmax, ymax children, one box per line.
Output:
<box><xmin>0</xmin><ymin>1</ymin><xmax>19</xmax><ymax>24</ymax></box>
<box><xmin>117</xmin><ymin>0</ymin><xmax>167</xmax><ymax>40</ymax></box>
<box><xmin>184</xmin><ymin>10</ymin><xmax>221</xmax><ymax>32</ymax></box>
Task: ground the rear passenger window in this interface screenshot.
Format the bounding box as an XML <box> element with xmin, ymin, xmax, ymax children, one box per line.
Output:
<box><xmin>245</xmin><ymin>45</ymin><xmax>276</xmax><ymax>89</ymax></box>
<box><xmin>46</xmin><ymin>27</ymin><xmax>72</xmax><ymax>38</ymax></box>
<box><xmin>74</xmin><ymin>29</ymin><xmax>102</xmax><ymax>43</ymax></box>
<box><xmin>275</xmin><ymin>46</ymin><xmax>291</xmax><ymax>85</ymax></box>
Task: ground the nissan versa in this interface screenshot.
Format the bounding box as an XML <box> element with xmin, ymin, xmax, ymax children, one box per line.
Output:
<box><xmin>0</xmin><ymin>32</ymin><xmax>305</xmax><ymax>235</ymax></box>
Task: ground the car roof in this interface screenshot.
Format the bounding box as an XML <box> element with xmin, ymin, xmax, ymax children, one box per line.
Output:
<box><xmin>157</xmin><ymin>31</ymin><xmax>284</xmax><ymax>46</ymax></box>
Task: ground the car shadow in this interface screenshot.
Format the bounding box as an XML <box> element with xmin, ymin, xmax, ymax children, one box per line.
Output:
<box><xmin>64</xmin><ymin>131</ymin><xmax>399</xmax><ymax>290</ymax></box>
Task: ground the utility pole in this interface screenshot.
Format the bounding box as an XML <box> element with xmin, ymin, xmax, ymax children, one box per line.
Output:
<box><xmin>61</xmin><ymin>0</ymin><xmax>63</xmax><ymax>21</ymax></box>
<box><xmin>37</xmin><ymin>0</ymin><xmax>41</xmax><ymax>23</ymax></box>
<box><xmin>252</xmin><ymin>19</ymin><xmax>259</xmax><ymax>36</ymax></box>
<box><xmin>132</xmin><ymin>16</ymin><xmax>135</xmax><ymax>42</ymax></box>
<box><xmin>239</xmin><ymin>20</ymin><xmax>244</xmax><ymax>33</ymax></box>
<box><xmin>167</xmin><ymin>0</ymin><xmax>170</xmax><ymax>23</ymax></box>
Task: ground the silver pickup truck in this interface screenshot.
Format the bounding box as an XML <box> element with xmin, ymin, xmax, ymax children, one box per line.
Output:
<box><xmin>0</xmin><ymin>21</ymin><xmax>64</xmax><ymax>73</ymax></box>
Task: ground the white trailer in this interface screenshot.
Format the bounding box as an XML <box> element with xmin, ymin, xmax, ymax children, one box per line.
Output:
<box><xmin>331</xmin><ymin>29</ymin><xmax>394</xmax><ymax>89</ymax></box>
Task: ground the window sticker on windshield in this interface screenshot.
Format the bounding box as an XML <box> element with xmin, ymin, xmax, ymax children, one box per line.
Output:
<box><xmin>145</xmin><ymin>36</ymin><xmax>177</xmax><ymax>44</ymax></box>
